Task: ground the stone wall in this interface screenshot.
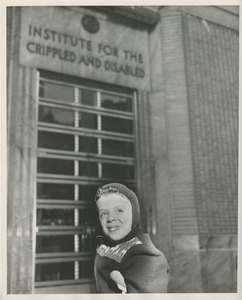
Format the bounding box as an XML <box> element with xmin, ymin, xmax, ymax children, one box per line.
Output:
<box><xmin>149</xmin><ymin>6</ymin><xmax>238</xmax><ymax>292</ymax></box>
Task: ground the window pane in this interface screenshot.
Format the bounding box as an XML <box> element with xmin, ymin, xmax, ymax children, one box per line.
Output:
<box><xmin>79</xmin><ymin>260</ymin><xmax>94</xmax><ymax>278</ymax></box>
<box><xmin>79</xmin><ymin>185</ymin><xmax>100</xmax><ymax>201</ymax></box>
<box><xmin>37</xmin><ymin>209</ymin><xmax>96</xmax><ymax>227</ymax></box>
<box><xmin>78</xmin><ymin>209</ymin><xmax>95</xmax><ymax>227</ymax></box>
<box><xmin>80</xmin><ymin>89</ymin><xmax>97</xmax><ymax>106</ymax></box>
<box><xmin>35</xmin><ymin>260</ymin><xmax>94</xmax><ymax>282</ymax></box>
<box><xmin>37</xmin><ymin>209</ymin><xmax>75</xmax><ymax>226</ymax></box>
<box><xmin>79</xmin><ymin>136</ymin><xmax>97</xmax><ymax>153</ymax></box>
<box><xmin>79</xmin><ymin>112</ymin><xmax>97</xmax><ymax>129</ymax></box>
<box><xmin>102</xmin><ymin>116</ymin><xmax>133</xmax><ymax>134</ymax></box>
<box><xmin>79</xmin><ymin>234</ymin><xmax>96</xmax><ymax>252</ymax></box>
<box><xmin>36</xmin><ymin>235</ymin><xmax>75</xmax><ymax>253</ymax></box>
<box><xmin>38</xmin><ymin>131</ymin><xmax>74</xmax><ymax>151</ymax></box>
<box><xmin>38</xmin><ymin>158</ymin><xmax>74</xmax><ymax>175</ymax></box>
<box><xmin>37</xmin><ymin>183</ymin><xmax>74</xmax><ymax>200</ymax></box>
<box><xmin>39</xmin><ymin>106</ymin><xmax>74</xmax><ymax>126</ymax></box>
<box><xmin>79</xmin><ymin>161</ymin><xmax>98</xmax><ymax>177</ymax></box>
<box><xmin>35</xmin><ymin>262</ymin><xmax>74</xmax><ymax>281</ymax></box>
<box><xmin>39</xmin><ymin>81</ymin><xmax>74</xmax><ymax>102</ymax></box>
<box><xmin>101</xmin><ymin>93</ymin><xmax>132</xmax><ymax>112</ymax></box>
<box><xmin>36</xmin><ymin>234</ymin><xmax>96</xmax><ymax>253</ymax></box>
<box><xmin>102</xmin><ymin>139</ymin><xmax>134</xmax><ymax>157</ymax></box>
<box><xmin>37</xmin><ymin>183</ymin><xmax>99</xmax><ymax>201</ymax></box>
<box><xmin>102</xmin><ymin>164</ymin><xmax>134</xmax><ymax>180</ymax></box>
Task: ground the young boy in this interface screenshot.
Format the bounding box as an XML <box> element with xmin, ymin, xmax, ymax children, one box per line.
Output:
<box><xmin>94</xmin><ymin>182</ymin><xmax>169</xmax><ymax>293</ymax></box>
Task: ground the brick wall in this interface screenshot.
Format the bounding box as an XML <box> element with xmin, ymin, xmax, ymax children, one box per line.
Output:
<box><xmin>183</xmin><ymin>13</ymin><xmax>239</xmax><ymax>243</ymax></box>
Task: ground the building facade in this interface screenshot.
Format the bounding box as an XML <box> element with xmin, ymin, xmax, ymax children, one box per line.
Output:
<box><xmin>7</xmin><ymin>6</ymin><xmax>239</xmax><ymax>294</ymax></box>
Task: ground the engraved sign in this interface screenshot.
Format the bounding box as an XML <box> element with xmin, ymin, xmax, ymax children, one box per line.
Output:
<box><xmin>20</xmin><ymin>7</ymin><xmax>150</xmax><ymax>91</ymax></box>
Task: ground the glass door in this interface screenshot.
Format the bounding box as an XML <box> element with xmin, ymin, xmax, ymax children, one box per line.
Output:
<box><xmin>35</xmin><ymin>71</ymin><xmax>137</xmax><ymax>290</ymax></box>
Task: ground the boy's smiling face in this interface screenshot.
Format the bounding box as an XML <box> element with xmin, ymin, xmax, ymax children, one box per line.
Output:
<box><xmin>96</xmin><ymin>193</ymin><xmax>132</xmax><ymax>241</ymax></box>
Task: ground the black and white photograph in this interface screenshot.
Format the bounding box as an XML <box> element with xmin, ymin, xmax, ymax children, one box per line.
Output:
<box><xmin>1</xmin><ymin>1</ymin><xmax>241</xmax><ymax>299</ymax></box>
